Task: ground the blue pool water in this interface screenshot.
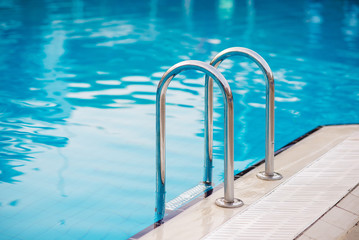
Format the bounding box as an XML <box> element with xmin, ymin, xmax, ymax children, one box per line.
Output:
<box><xmin>0</xmin><ymin>0</ymin><xmax>358</xmax><ymax>239</ymax></box>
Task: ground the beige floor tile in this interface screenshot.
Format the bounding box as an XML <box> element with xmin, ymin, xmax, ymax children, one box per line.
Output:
<box><xmin>351</xmin><ymin>186</ymin><xmax>359</xmax><ymax>198</ymax></box>
<box><xmin>321</xmin><ymin>206</ymin><xmax>359</xmax><ymax>230</ymax></box>
<box><xmin>296</xmin><ymin>234</ymin><xmax>313</xmax><ymax>240</ymax></box>
<box><xmin>140</xmin><ymin>126</ymin><xmax>359</xmax><ymax>240</ymax></box>
<box><xmin>338</xmin><ymin>194</ymin><xmax>359</xmax><ymax>215</ymax></box>
<box><xmin>304</xmin><ymin>220</ymin><xmax>344</xmax><ymax>240</ymax></box>
<box><xmin>341</xmin><ymin>223</ymin><xmax>359</xmax><ymax>240</ymax></box>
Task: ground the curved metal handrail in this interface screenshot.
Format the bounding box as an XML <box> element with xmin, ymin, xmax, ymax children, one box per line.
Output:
<box><xmin>156</xmin><ymin>60</ymin><xmax>242</xmax><ymax>221</ymax></box>
<box><xmin>205</xmin><ymin>47</ymin><xmax>282</xmax><ymax>181</ymax></box>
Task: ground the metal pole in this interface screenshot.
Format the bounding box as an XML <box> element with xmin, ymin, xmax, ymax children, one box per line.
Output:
<box><xmin>204</xmin><ymin>69</ymin><xmax>213</xmax><ymax>185</ymax></box>
<box><xmin>155</xmin><ymin>60</ymin><xmax>242</xmax><ymax>221</ymax></box>
<box><xmin>206</xmin><ymin>47</ymin><xmax>282</xmax><ymax>181</ymax></box>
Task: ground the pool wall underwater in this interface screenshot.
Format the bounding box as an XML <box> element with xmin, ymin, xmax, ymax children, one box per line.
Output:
<box><xmin>0</xmin><ymin>0</ymin><xmax>359</xmax><ymax>239</ymax></box>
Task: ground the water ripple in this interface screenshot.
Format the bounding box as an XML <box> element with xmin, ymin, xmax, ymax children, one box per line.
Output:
<box><xmin>0</xmin><ymin>0</ymin><xmax>358</xmax><ymax>239</ymax></box>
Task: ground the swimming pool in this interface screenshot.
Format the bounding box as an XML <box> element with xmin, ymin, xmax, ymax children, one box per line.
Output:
<box><xmin>0</xmin><ymin>0</ymin><xmax>358</xmax><ymax>239</ymax></box>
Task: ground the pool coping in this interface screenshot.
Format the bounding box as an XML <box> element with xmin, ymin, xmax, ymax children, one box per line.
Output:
<box><xmin>203</xmin><ymin>130</ymin><xmax>359</xmax><ymax>239</ymax></box>
<box><xmin>131</xmin><ymin>123</ymin><xmax>359</xmax><ymax>240</ymax></box>
<box><xmin>296</xmin><ymin>183</ymin><xmax>359</xmax><ymax>240</ymax></box>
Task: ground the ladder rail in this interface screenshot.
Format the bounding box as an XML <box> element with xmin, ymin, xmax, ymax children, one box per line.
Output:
<box><xmin>205</xmin><ymin>47</ymin><xmax>282</xmax><ymax>181</ymax></box>
<box><xmin>156</xmin><ymin>60</ymin><xmax>242</xmax><ymax>222</ymax></box>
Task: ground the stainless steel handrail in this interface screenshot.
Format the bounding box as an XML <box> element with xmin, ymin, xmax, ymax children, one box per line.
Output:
<box><xmin>205</xmin><ymin>47</ymin><xmax>282</xmax><ymax>181</ymax></box>
<box><xmin>156</xmin><ymin>60</ymin><xmax>243</xmax><ymax>221</ymax></box>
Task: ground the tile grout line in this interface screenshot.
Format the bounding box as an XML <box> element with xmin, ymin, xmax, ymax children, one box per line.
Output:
<box><xmin>295</xmin><ymin>183</ymin><xmax>359</xmax><ymax>239</ymax></box>
<box><xmin>202</xmin><ymin>134</ymin><xmax>355</xmax><ymax>240</ymax></box>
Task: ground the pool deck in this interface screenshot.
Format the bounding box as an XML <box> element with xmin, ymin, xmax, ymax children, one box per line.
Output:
<box><xmin>138</xmin><ymin>125</ymin><xmax>359</xmax><ymax>240</ymax></box>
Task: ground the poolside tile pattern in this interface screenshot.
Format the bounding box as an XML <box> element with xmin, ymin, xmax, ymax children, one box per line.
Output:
<box><xmin>337</xmin><ymin>194</ymin><xmax>359</xmax><ymax>216</ymax></box>
<box><xmin>297</xmin><ymin>185</ymin><xmax>359</xmax><ymax>240</ymax></box>
<box><xmin>320</xmin><ymin>206</ymin><xmax>358</xmax><ymax>230</ymax></box>
<box><xmin>202</xmin><ymin>132</ymin><xmax>359</xmax><ymax>240</ymax></box>
<box><xmin>303</xmin><ymin>220</ymin><xmax>343</xmax><ymax>240</ymax></box>
<box><xmin>351</xmin><ymin>187</ymin><xmax>359</xmax><ymax>197</ymax></box>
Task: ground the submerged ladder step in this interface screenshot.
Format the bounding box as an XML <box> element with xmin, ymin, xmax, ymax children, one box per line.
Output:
<box><xmin>166</xmin><ymin>183</ymin><xmax>212</xmax><ymax>211</ymax></box>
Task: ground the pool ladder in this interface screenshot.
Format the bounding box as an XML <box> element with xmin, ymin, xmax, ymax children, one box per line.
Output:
<box><xmin>155</xmin><ymin>47</ymin><xmax>282</xmax><ymax>222</ymax></box>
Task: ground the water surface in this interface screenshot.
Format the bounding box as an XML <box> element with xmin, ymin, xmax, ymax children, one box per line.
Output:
<box><xmin>0</xmin><ymin>0</ymin><xmax>358</xmax><ymax>239</ymax></box>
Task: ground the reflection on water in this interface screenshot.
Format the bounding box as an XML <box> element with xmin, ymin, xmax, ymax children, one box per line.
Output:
<box><xmin>306</xmin><ymin>0</ymin><xmax>323</xmax><ymax>47</ymax></box>
<box><xmin>343</xmin><ymin>1</ymin><xmax>359</xmax><ymax>47</ymax></box>
<box><xmin>0</xmin><ymin>0</ymin><xmax>358</xmax><ymax>239</ymax></box>
<box><xmin>218</xmin><ymin>0</ymin><xmax>235</xmax><ymax>21</ymax></box>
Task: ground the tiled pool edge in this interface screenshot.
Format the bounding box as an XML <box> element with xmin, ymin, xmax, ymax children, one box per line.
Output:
<box><xmin>130</xmin><ymin>125</ymin><xmax>324</xmax><ymax>239</ymax></box>
<box><xmin>134</xmin><ymin>124</ymin><xmax>359</xmax><ymax>240</ymax></box>
<box><xmin>295</xmin><ymin>183</ymin><xmax>359</xmax><ymax>240</ymax></box>
<box><xmin>203</xmin><ymin>130</ymin><xmax>359</xmax><ymax>239</ymax></box>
